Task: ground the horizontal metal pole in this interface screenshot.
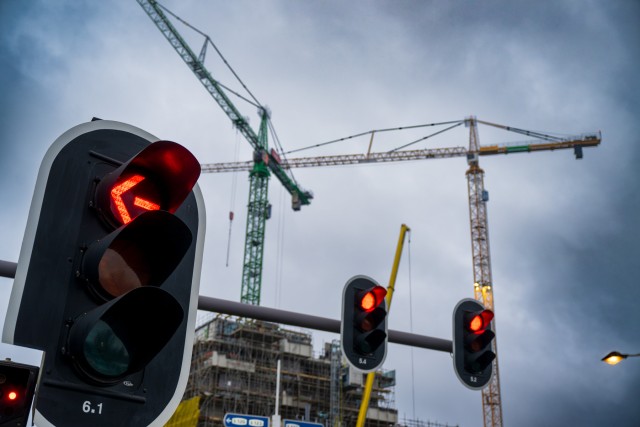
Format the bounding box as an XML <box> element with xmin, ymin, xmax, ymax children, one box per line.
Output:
<box><xmin>199</xmin><ymin>296</ymin><xmax>452</xmax><ymax>353</ymax></box>
<box><xmin>199</xmin><ymin>295</ymin><xmax>340</xmax><ymax>333</ymax></box>
<box><xmin>1</xmin><ymin>260</ymin><xmax>452</xmax><ymax>353</ymax></box>
<box><xmin>0</xmin><ymin>260</ymin><xmax>17</xmax><ymax>279</ymax></box>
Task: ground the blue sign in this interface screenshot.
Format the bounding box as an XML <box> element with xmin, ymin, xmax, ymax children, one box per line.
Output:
<box><xmin>283</xmin><ymin>420</ymin><xmax>323</xmax><ymax>427</ymax></box>
<box><xmin>223</xmin><ymin>413</ymin><xmax>270</xmax><ymax>427</ymax></box>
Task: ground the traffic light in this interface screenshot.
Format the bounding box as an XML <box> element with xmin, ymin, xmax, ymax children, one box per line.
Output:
<box><xmin>341</xmin><ymin>276</ymin><xmax>388</xmax><ymax>372</ymax></box>
<box><xmin>0</xmin><ymin>359</ymin><xmax>39</xmax><ymax>427</ymax></box>
<box><xmin>2</xmin><ymin>120</ymin><xmax>205</xmax><ymax>426</ymax></box>
<box><xmin>452</xmin><ymin>298</ymin><xmax>496</xmax><ymax>390</ymax></box>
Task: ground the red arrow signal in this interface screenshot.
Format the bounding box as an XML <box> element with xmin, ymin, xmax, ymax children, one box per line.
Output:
<box><xmin>110</xmin><ymin>174</ymin><xmax>160</xmax><ymax>224</ymax></box>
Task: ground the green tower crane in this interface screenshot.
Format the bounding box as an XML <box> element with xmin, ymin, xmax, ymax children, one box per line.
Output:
<box><xmin>137</xmin><ymin>0</ymin><xmax>313</xmax><ymax>305</ymax></box>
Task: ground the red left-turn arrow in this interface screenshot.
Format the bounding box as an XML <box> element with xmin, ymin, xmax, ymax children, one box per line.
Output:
<box><xmin>110</xmin><ymin>175</ymin><xmax>160</xmax><ymax>224</ymax></box>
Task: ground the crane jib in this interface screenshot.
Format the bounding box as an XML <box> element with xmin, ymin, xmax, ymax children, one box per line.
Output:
<box><xmin>137</xmin><ymin>0</ymin><xmax>311</xmax><ymax>208</ymax></box>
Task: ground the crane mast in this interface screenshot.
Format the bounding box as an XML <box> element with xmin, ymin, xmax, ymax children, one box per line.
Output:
<box><xmin>137</xmin><ymin>0</ymin><xmax>312</xmax><ymax>305</ymax></box>
<box><xmin>465</xmin><ymin>117</ymin><xmax>502</xmax><ymax>427</ymax></box>
<box><xmin>242</xmin><ymin>111</ymin><xmax>271</xmax><ymax>304</ymax></box>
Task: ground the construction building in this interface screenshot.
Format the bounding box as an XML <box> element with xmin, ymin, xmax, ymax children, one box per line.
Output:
<box><xmin>178</xmin><ymin>315</ymin><xmax>398</xmax><ymax>426</ymax></box>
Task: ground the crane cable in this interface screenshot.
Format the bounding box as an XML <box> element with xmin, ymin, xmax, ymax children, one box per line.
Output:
<box><xmin>156</xmin><ymin>1</ymin><xmax>263</xmax><ymax>108</ymax></box>
<box><xmin>388</xmin><ymin>122</ymin><xmax>464</xmax><ymax>152</ymax></box>
<box><xmin>284</xmin><ymin>120</ymin><xmax>464</xmax><ymax>155</ymax></box>
<box><xmin>225</xmin><ymin>131</ymin><xmax>242</xmax><ymax>267</ymax></box>
<box><xmin>268</xmin><ymin>120</ymin><xmax>302</xmax><ymax>189</ymax></box>
<box><xmin>406</xmin><ymin>230</ymin><xmax>416</xmax><ymax>420</ymax></box>
<box><xmin>273</xmin><ymin>185</ymin><xmax>286</xmax><ymax>308</ymax></box>
<box><xmin>157</xmin><ymin>0</ymin><xmax>304</xmax><ymax>191</ymax></box>
<box><xmin>476</xmin><ymin>119</ymin><xmax>570</xmax><ymax>142</ymax></box>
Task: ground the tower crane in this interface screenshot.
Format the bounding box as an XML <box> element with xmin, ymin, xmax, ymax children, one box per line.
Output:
<box><xmin>136</xmin><ymin>1</ymin><xmax>602</xmax><ymax>423</ymax></box>
<box><xmin>201</xmin><ymin>118</ymin><xmax>601</xmax><ymax>427</ymax></box>
<box><xmin>137</xmin><ymin>0</ymin><xmax>313</xmax><ymax>306</ymax></box>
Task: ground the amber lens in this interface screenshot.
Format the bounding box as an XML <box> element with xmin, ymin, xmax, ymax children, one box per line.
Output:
<box><xmin>98</xmin><ymin>241</ymin><xmax>151</xmax><ymax>298</ymax></box>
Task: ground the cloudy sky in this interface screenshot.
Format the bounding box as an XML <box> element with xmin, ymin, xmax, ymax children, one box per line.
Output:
<box><xmin>1</xmin><ymin>1</ymin><xmax>639</xmax><ymax>426</ymax></box>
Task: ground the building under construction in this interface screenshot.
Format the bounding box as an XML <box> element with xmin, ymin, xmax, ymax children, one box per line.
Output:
<box><xmin>177</xmin><ymin>315</ymin><xmax>398</xmax><ymax>426</ymax></box>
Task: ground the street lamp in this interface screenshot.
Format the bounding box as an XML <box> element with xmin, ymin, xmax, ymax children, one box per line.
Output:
<box><xmin>602</xmin><ymin>351</ymin><xmax>640</xmax><ymax>366</ymax></box>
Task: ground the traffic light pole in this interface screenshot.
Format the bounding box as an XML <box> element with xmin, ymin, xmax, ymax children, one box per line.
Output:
<box><xmin>1</xmin><ymin>260</ymin><xmax>452</xmax><ymax>353</ymax></box>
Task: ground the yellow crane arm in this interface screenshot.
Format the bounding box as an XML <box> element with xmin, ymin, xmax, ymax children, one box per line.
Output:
<box><xmin>356</xmin><ymin>224</ymin><xmax>410</xmax><ymax>427</ymax></box>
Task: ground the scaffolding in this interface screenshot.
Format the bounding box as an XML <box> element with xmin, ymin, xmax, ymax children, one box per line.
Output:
<box><xmin>396</xmin><ymin>419</ymin><xmax>458</xmax><ymax>427</ymax></box>
<box><xmin>181</xmin><ymin>315</ymin><xmax>398</xmax><ymax>426</ymax></box>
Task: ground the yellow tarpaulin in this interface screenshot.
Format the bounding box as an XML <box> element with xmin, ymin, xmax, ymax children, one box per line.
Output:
<box><xmin>164</xmin><ymin>396</ymin><xmax>201</xmax><ymax>427</ymax></box>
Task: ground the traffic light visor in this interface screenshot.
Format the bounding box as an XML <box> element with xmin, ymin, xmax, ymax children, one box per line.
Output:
<box><xmin>355</xmin><ymin>329</ymin><xmax>387</xmax><ymax>354</ymax></box>
<box><xmin>82</xmin><ymin>210</ymin><xmax>192</xmax><ymax>300</ymax></box>
<box><xmin>467</xmin><ymin>310</ymin><xmax>494</xmax><ymax>334</ymax></box>
<box><xmin>356</xmin><ymin>307</ymin><xmax>387</xmax><ymax>332</ymax></box>
<box><xmin>97</xmin><ymin>140</ymin><xmax>200</xmax><ymax>228</ymax></box>
<box><xmin>68</xmin><ymin>286</ymin><xmax>184</xmax><ymax>385</ymax></box>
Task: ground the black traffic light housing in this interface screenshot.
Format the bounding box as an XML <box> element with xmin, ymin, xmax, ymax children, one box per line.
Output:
<box><xmin>2</xmin><ymin>120</ymin><xmax>205</xmax><ymax>426</ymax></box>
<box><xmin>452</xmin><ymin>298</ymin><xmax>496</xmax><ymax>390</ymax></box>
<box><xmin>341</xmin><ymin>275</ymin><xmax>388</xmax><ymax>373</ymax></box>
<box><xmin>0</xmin><ymin>359</ymin><xmax>39</xmax><ymax>427</ymax></box>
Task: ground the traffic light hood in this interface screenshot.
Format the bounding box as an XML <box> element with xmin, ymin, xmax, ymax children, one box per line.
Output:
<box><xmin>95</xmin><ymin>140</ymin><xmax>201</xmax><ymax>228</ymax></box>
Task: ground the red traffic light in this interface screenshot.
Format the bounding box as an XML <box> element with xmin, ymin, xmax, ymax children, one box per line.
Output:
<box><xmin>0</xmin><ymin>360</ymin><xmax>38</xmax><ymax>424</ymax></box>
<box><xmin>97</xmin><ymin>141</ymin><xmax>200</xmax><ymax>228</ymax></box>
<box><xmin>341</xmin><ymin>276</ymin><xmax>388</xmax><ymax>373</ymax></box>
<box><xmin>357</xmin><ymin>286</ymin><xmax>387</xmax><ymax>312</ymax></box>
<box><xmin>467</xmin><ymin>309</ymin><xmax>494</xmax><ymax>334</ymax></box>
<box><xmin>453</xmin><ymin>299</ymin><xmax>496</xmax><ymax>389</ymax></box>
<box><xmin>4</xmin><ymin>121</ymin><xmax>205</xmax><ymax>426</ymax></box>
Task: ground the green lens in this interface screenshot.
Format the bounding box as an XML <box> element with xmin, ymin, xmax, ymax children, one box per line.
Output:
<box><xmin>84</xmin><ymin>320</ymin><xmax>130</xmax><ymax>377</ymax></box>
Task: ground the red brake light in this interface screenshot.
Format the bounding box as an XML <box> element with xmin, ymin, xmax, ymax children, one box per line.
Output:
<box><xmin>8</xmin><ymin>390</ymin><xmax>18</xmax><ymax>400</ymax></box>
